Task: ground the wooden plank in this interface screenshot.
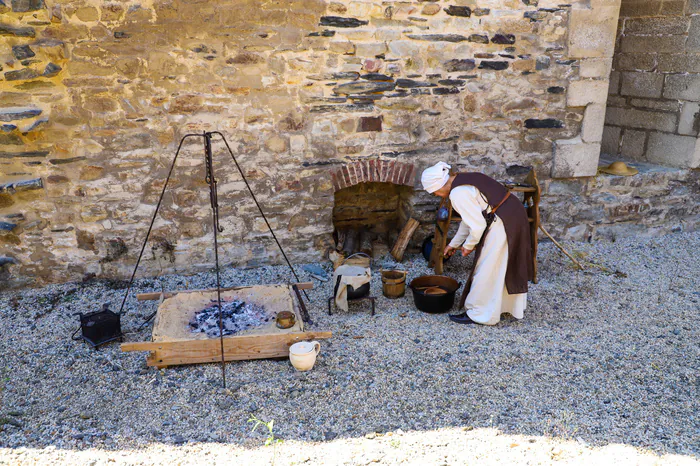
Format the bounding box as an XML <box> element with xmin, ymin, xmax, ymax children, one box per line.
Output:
<box><xmin>122</xmin><ymin>331</ymin><xmax>332</xmax><ymax>367</ymax></box>
<box><xmin>136</xmin><ymin>282</ymin><xmax>313</xmax><ymax>301</ymax></box>
<box><xmin>391</xmin><ymin>218</ymin><xmax>419</xmax><ymax>262</ymax></box>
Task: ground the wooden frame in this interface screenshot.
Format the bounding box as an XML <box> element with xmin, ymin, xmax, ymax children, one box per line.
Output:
<box><xmin>121</xmin><ymin>284</ymin><xmax>331</xmax><ymax>368</ymax></box>
<box><xmin>430</xmin><ymin>169</ymin><xmax>541</xmax><ymax>283</ymax></box>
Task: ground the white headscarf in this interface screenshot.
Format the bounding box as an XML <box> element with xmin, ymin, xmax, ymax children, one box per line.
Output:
<box><xmin>421</xmin><ymin>162</ymin><xmax>452</xmax><ymax>193</ymax></box>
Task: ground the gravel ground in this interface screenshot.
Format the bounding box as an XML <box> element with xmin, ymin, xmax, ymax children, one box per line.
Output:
<box><xmin>1</xmin><ymin>231</ymin><xmax>699</xmax><ymax>465</ymax></box>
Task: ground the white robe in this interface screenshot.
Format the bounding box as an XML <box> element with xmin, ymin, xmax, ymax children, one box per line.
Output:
<box><xmin>448</xmin><ymin>185</ymin><xmax>527</xmax><ymax>325</ymax></box>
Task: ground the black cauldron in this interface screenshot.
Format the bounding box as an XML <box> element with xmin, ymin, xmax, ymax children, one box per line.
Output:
<box><xmin>409</xmin><ymin>275</ymin><xmax>461</xmax><ymax>314</ymax></box>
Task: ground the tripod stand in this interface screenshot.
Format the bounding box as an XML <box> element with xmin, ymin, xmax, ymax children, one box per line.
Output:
<box><xmin>117</xmin><ymin>131</ymin><xmax>308</xmax><ymax>388</ymax></box>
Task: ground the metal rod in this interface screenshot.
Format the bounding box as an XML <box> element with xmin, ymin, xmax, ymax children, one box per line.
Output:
<box><xmin>118</xmin><ymin>134</ymin><xmax>201</xmax><ymax>315</ymax></box>
<box><xmin>204</xmin><ymin>131</ymin><xmax>227</xmax><ymax>389</ymax></box>
<box><xmin>209</xmin><ymin>131</ymin><xmax>310</xmax><ymax>302</ymax></box>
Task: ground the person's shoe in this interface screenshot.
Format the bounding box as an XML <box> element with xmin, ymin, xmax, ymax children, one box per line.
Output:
<box><xmin>449</xmin><ymin>313</ymin><xmax>478</xmax><ymax>325</ymax></box>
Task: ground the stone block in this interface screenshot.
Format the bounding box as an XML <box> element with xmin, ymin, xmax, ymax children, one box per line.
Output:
<box><xmin>552</xmin><ymin>137</ymin><xmax>601</xmax><ymax>178</ymax></box>
<box><xmin>604</xmin><ymin>107</ymin><xmax>678</xmax><ymax>132</ymax></box>
<box><xmin>646</xmin><ymin>132</ymin><xmax>699</xmax><ymax>167</ymax></box>
<box><xmin>689</xmin><ymin>0</ymin><xmax>700</xmax><ymax>13</ymax></box>
<box><xmin>355</xmin><ymin>42</ymin><xmax>388</xmax><ymax>57</ymax></box>
<box><xmin>613</xmin><ymin>53</ymin><xmax>655</xmax><ymax>72</ymax></box>
<box><xmin>656</xmin><ymin>54</ymin><xmax>700</xmax><ymax>73</ymax></box>
<box><xmin>663</xmin><ymin>74</ymin><xmax>700</xmax><ymax>101</ymax></box>
<box><xmin>619</xmin><ymin>0</ymin><xmax>662</xmax><ymax>17</ymax></box>
<box><xmin>624</xmin><ymin>17</ymin><xmax>690</xmax><ymax>35</ymax></box>
<box><xmin>678</xmin><ymin>102</ymin><xmax>700</xmax><ymax>136</ymax></box>
<box><xmin>620</xmin><ymin>72</ymin><xmax>664</xmax><ymax>98</ymax></box>
<box><xmin>579</xmin><ymin>58</ymin><xmax>612</xmax><ymax>78</ymax></box>
<box><xmin>582</xmin><ymin>104</ymin><xmax>607</xmax><ymax>143</ymax></box>
<box><xmin>620</xmin><ymin>129</ymin><xmax>647</xmax><ymax>159</ymax></box>
<box><xmin>620</xmin><ymin>35</ymin><xmax>686</xmax><ymax>54</ymax></box>
<box><xmin>630</xmin><ymin>99</ymin><xmax>679</xmax><ymax>112</ymax></box>
<box><xmin>11</xmin><ymin>0</ymin><xmax>43</xmax><ymax>12</ymax></box>
<box><xmin>601</xmin><ymin>125</ymin><xmax>621</xmax><ymax>155</ymax></box>
<box><xmin>568</xmin><ymin>6</ymin><xmax>619</xmax><ymax>59</ymax></box>
<box><xmin>688</xmin><ymin>16</ymin><xmax>700</xmax><ymax>51</ymax></box>
<box><xmin>608</xmin><ymin>71</ymin><xmax>620</xmax><ymax>95</ymax></box>
<box><xmin>567</xmin><ymin>80</ymin><xmax>610</xmax><ymax>106</ymax></box>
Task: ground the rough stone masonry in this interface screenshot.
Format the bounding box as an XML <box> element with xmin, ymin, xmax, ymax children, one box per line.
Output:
<box><xmin>0</xmin><ymin>0</ymin><xmax>697</xmax><ymax>289</ymax></box>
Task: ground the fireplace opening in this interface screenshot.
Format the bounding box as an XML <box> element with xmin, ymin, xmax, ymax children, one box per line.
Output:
<box><xmin>332</xmin><ymin>182</ymin><xmax>415</xmax><ymax>258</ymax></box>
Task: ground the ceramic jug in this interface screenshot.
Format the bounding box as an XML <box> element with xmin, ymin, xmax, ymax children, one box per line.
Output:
<box><xmin>289</xmin><ymin>341</ymin><xmax>321</xmax><ymax>371</ymax></box>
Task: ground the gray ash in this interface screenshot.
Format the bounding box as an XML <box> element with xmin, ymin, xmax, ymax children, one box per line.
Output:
<box><xmin>189</xmin><ymin>298</ymin><xmax>273</xmax><ymax>338</ymax></box>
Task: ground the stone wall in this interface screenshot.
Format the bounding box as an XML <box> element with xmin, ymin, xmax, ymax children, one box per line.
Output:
<box><xmin>0</xmin><ymin>0</ymin><xmax>651</xmax><ymax>289</ymax></box>
<box><xmin>603</xmin><ymin>0</ymin><xmax>700</xmax><ymax>168</ymax></box>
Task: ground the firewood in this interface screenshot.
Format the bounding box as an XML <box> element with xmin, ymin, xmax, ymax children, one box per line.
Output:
<box><xmin>359</xmin><ymin>229</ymin><xmax>373</xmax><ymax>256</ymax></box>
<box><xmin>371</xmin><ymin>235</ymin><xmax>390</xmax><ymax>259</ymax></box>
<box><xmin>335</xmin><ymin>227</ymin><xmax>348</xmax><ymax>251</ymax></box>
<box><xmin>342</xmin><ymin>228</ymin><xmax>360</xmax><ymax>255</ymax></box>
<box><xmin>391</xmin><ymin>218</ymin><xmax>420</xmax><ymax>262</ymax></box>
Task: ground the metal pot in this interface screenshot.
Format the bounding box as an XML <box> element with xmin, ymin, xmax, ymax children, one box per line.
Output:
<box><xmin>347</xmin><ymin>282</ymin><xmax>370</xmax><ymax>300</ymax></box>
<box><xmin>409</xmin><ymin>275</ymin><xmax>461</xmax><ymax>314</ymax></box>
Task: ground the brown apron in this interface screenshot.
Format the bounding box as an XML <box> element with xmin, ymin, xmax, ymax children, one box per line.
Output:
<box><xmin>449</xmin><ymin>173</ymin><xmax>533</xmax><ymax>308</ymax></box>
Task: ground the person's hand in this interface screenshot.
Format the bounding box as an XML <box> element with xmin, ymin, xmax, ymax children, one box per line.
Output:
<box><xmin>443</xmin><ymin>245</ymin><xmax>457</xmax><ymax>258</ymax></box>
<box><xmin>460</xmin><ymin>247</ymin><xmax>473</xmax><ymax>257</ymax></box>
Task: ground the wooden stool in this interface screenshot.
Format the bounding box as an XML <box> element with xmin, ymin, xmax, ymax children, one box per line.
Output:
<box><xmin>429</xmin><ymin>169</ymin><xmax>540</xmax><ymax>284</ymax></box>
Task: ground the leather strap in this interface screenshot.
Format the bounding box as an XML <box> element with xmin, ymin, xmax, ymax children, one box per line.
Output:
<box><xmin>491</xmin><ymin>191</ymin><xmax>511</xmax><ymax>216</ymax></box>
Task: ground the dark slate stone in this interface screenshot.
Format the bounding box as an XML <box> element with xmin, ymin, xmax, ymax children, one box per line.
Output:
<box><xmin>505</xmin><ymin>47</ymin><xmax>517</xmax><ymax>53</ymax></box>
<box><xmin>444</xmin><ymin>6</ymin><xmax>471</xmax><ymax>17</ymax></box>
<box><xmin>475</xmin><ymin>53</ymin><xmax>495</xmax><ymax>59</ymax></box>
<box><xmin>308</xmin><ymin>30</ymin><xmax>336</xmax><ymax>37</ymax></box>
<box><xmin>473</xmin><ymin>8</ymin><xmax>490</xmax><ymax>16</ymax></box>
<box><xmin>0</xmin><ymin>150</ymin><xmax>48</xmax><ymax>158</ymax></box>
<box><xmin>506</xmin><ymin>164</ymin><xmax>532</xmax><ymax>176</ymax></box>
<box><xmin>0</xmin><ymin>107</ymin><xmax>42</xmax><ymax>122</ymax></box>
<box><xmin>5</xmin><ymin>68</ymin><xmax>39</xmax><ymax>81</ymax></box>
<box><xmin>0</xmin><ymin>177</ymin><xmax>43</xmax><ymax>193</ymax></box>
<box><xmin>361</xmin><ymin>73</ymin><xmax>393</xmax><ymax>81</ymax></box>
<box><xmin>12</xmin><ymin>45</ymin><xmax>34</xmax><ymax>60</ymax></box>
<box><xmin>438</xmin><ymin>79</ymin><xmax>466</xmax><ymax>86</ymax></box>
<box><xmin>479</xmin><ymin>61</ymin><xmax>509</xmax><ymax>70</ymax></box>
<box><xmin>444</xmin><ymin>59</ymin><xmax>475</xmax><ymax>72</ymax></box>
<box><xmin>309</xmin><ymin>103</ymin><xmax>375</xmax><ymax>113</ymax></box>
<box><xmin>396</xmin><ymin>78</ymin><xmax>436</xmax><ymax>88</ymax></box>
<box><xmin>0</xmin><ymin>222</ymin><xmax>16</xmax><ymax>231</ymax></box>
<box><xmin>333</xmin><ymin>81</ymin><xmax>395</xmax><ymax>95</ymax></box>
<box><xmin>0</xmin><ymin>24</ymin><xmax>35</xmax><ymax>37</ymax></box>
<box><xmin>0</xmin><ymin>257</ymin><xmax>17</xmax><ymax>267</ymax></box>
<box><xmin>547</xmin><ymin>86</ymin><xmax>565</xmax><ymax>94</ymax></box>
<box><xmin>407</xmin><ymin>34</ymin><xmax>469</xmax><ymax>43</ymax></box>
<box><xmin>433</xmin><ymin>87</ymin><xmax>460</xmax><ymax>95</ymax></box>
<box><xmin>499</xmin><ymin>54</ymin><xmax>515</xmax><ymax>59</ymax></box>
<box><xmin>11</xmin><ymin>0</ymin><xmax>43</xmax><ymax>12</ymax></box>
<box><xmin>524</xmin><ymin>118</ymin><xmax>564</xmax><ymax>129</ymax></box>
<box><xmin>49</xmin><ymin>156</ymin><xmax>86</xmax><ymax>165</ymax></box>
<box><xmin>536</xmin><ymin>56</ymin><xmax>550</xmax><ymax>70</ymax></box>
<box><xmin>1</xmin><ymin>124</ymin><xmax>17</xmax><ymax>132</ymax></box>
<box><xmin>491</xmin><ymin>34</ymin><xmax>516</xmax><ymax>45</ymax></box>
<box><xmin>457</xmin><ymin>74</ymin><xmax>478</xmax><ymax>79</ymax></box>
<box><xmin>409</xmin><ymin>88</ymin><xmax>431</xmax><ymax>95</ymax></box>
<box><xmin>114</xmin><ymin>31</ymin><xmax>131</xmax><ymax>39</ymax></box>
<box><xmin>524</xmin><ymin>10</ymin><xmax>548</xmax><ymax>21</ymax></box>
<box><xmin>358</xmin><ymin>116</ymin><xmax>382</xmax><ymax>132</ymax></box>
<box><xmin>468</xmin><ymin>34</ymin><xmax>490</xmax><ymax>44</ymax></box>
<box><xmin>522</xmin><ymin>0</ymin><xmax>538</xmax><ymax>5</ymax></box>
<box><xmin>320</xmin><ymin>16</ymin><xmax>369</xmax><ymax>28</ymax></box>
<box><xmin>419</xmin><ymin>110</ymin><xmax>441</xmax><ymax>116</ymax></box>
<box><xmin>556</xmin><ymin>59</ymin><xmax>576</xmax><ymax>65</ymax></box>
<box><xmin>333</xmin><ymin>72</ymin><xmax>360</xmax><ymax>80</ymax></box>
<box><xmin>43</xmin><ymin>62</ymin><xmax>61</xmax><ymax>78</ymax></box>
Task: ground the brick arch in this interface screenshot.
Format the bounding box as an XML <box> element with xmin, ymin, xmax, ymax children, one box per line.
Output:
<box><xmin>330</xmin><ymin>160</ymin><xmax>416</xmax><ymax>192</ymax></box>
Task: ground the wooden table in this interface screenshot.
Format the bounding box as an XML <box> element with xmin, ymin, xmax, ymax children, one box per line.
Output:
<box><xmin>429</xmin><ymin>169</ymin><xmax>540</xmax><ymax>284</ymax></box>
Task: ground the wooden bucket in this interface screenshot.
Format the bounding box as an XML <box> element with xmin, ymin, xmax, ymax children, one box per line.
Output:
<box><xmin>381</xmin><ymin>270</ymin><xmax>407</xmax><ymax>299</ymax></box>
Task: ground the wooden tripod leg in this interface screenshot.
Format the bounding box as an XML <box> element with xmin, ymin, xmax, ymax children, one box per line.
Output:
<box><xmin>539</xmin><ymin>225</ymin><xmax>584</xmax><ymax>271</ymax></box>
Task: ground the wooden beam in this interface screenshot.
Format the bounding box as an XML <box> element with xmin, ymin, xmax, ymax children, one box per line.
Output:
<box><xmin>391</xmin><ymin>218</ymin><xmax>420</xmax><ymax>262</ymax></box>
<box><xmin>122</xmin><ymin>331</ymin><xmax>332</xmax><ymax>367</ymax></box>
<box><xmin>136</xmin><ymin>282</ymin><xmax>313</xmax><ymax>301</ymax></box>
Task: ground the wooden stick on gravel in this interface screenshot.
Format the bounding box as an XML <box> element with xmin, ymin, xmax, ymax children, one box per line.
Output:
<box><xmin>539</xmin><ymin>224</ymin><xmax>584</xmax><ymax>271</ymax></box>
